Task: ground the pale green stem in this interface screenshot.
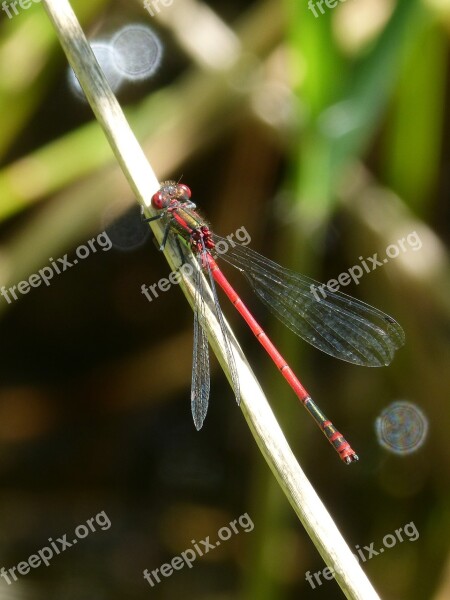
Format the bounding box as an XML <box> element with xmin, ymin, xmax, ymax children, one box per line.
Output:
<box><xmin>40</xmin><ymin>1</ymin><xmax>381</xmax><ymax>598</ymax></box>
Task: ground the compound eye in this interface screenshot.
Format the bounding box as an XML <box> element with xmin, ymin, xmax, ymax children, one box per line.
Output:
<box><xmin>151</xmin><ymin>191</ymin><xmax>167</xmax><ymax>210</ymax></box>
<box><xmin>178</xmin><ymin>184</ymin><xmax>191</xmax><ymax>199</ymax></box>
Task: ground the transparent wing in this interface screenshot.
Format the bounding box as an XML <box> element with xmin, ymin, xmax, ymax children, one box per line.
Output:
<box><xmin>191</xmin><ymin>260</ymin><xmax>210</xmax><ymax>429</ymax></box>
<box><xmin>213</xmin><ymin>235</ymin><xmax>405</xmax><ymax>367</ymax></box>
<box><xmin>202</xmin><ymin>247</ymin><xmax>241</xmax><ymax>404</ymax></box>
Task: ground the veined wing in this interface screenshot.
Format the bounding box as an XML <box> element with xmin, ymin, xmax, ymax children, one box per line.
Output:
<box><xmin>213</xmin><ymin>235</ymin><xmax>405</xmax><ymax>367</ymax></box>
<box><xmin>191</xmin><ymin>258</ymin><xmax>210</xmax><ymax>429</ymax></box>
<box><xmin>202</xmin><ymin>248</ymin><xmax>241</xmax><ymax>404</ymax></box>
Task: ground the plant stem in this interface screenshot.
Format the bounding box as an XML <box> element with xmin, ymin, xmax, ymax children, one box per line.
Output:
<box><xmin>41</xmin><ymin>1</ymin><xmax>381</xmax><ymax>597</ymax></box>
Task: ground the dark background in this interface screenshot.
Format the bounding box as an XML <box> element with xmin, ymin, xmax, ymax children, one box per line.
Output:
<box><xmin>0</xmin><ymin>0</ymin><xmax>449</xmax><ymax>598</ymax></box>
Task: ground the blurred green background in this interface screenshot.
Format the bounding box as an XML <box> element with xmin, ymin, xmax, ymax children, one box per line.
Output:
<box><xmin>0</xmin><ymin>0</ymin><xmax>449</xmax><ymax>598</ymax></box>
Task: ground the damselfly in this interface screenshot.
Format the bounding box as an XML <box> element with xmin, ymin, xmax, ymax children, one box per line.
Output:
<box><xmin>145</xmin><ymin>181</ymin><xmax>405</xmax><ymax>464</ymax></box>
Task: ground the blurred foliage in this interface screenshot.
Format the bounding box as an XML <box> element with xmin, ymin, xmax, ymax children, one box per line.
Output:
<box><xmin>0</xmin><ymin>0</ymin><xmax>449</xmax><ymax>599</ymax></box>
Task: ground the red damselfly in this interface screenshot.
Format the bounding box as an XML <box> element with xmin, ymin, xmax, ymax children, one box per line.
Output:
<box><xmin>145</xmin><ymin>181</ymin><xmax>405</xmax><ymax>464</ymax></box>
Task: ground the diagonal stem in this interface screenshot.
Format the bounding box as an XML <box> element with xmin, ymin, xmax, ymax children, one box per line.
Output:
<box><xmin>41</xmin><ymin>1</ymin><xmax>381</xmax><ymax>598</ymax></box>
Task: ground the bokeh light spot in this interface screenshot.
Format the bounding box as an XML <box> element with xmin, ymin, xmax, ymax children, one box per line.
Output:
<box><xmin>67</xmin><ymin>41</ymin><xmax>123</xmax><ymax>100</ymax></box>
<box><xmin>102</xmin><ymin>202</ymin><xmax>150</xmax><ymax>252</ymax></box>
<box><xmin>375</xmin><ymin>401</ymin><xmax>428</xmax><ymax>455</ymax></box>
<box><xmin>111</xmin><ymin>24</ymin><xmax>163</xmax><ymax>81</ymax></box>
